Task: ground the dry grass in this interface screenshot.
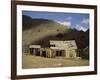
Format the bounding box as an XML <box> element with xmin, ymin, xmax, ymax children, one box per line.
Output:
<box><xmin>22</xmin><ymin>53</ymin><xmax>89</xmax><ymax>69</ymax></box>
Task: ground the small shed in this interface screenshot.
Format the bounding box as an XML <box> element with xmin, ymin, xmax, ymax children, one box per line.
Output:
<box><xmin>29</xmin><ymin>45</ymin><xmax>41</xmax><ymax>55</ymax></box>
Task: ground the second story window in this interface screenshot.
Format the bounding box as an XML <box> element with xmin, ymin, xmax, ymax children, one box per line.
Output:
<box><xmin>50</xmin><ymin>44</ymin><xmax>56</xmax><ymax>47</ymax></box>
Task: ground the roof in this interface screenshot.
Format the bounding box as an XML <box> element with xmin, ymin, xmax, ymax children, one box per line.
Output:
<box><xmin>50</xmin><ymin>47</ymin><xmax>65</xmax><ymax>50</ymax></box>
<box><xmin>50</xmin><ymin>40</ymin><xmax>77</xmax><ymax>49</ymax></box>
<box><xmin>29</xmin><ymin>45</ymin><xmax>41</xmax><ymax>48</ymax></box>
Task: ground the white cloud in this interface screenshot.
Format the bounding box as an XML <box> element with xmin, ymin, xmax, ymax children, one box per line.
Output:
<box><xmin>66</xmin><ymin>16</ymin><xmax>72</xmax><ymax>21</ymax></box>
<box><xmin>81</xmin><ymin>18</ymin><xmax>89</xmax><ymax>24</ymax></box>
<box><xmin>55</xmin><ymin>16</ymin><xmax>72</xmax><ymax>27</ymax></box>
<box><xmin>75</xmin><ymin>24</ymin><xmax>88</xmax><ymax>32</ymax></box>
<box><xmin>55</xmin><ymin>20</ymin><xmax>71</xmax><ymax>27</ymax></box>
<box><xmin>63</xmin><ymin>21</ymin><xmax>71</xmax><ymax>26</ymax></box>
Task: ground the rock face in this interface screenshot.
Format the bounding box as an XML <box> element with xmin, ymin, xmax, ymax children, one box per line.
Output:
<box><xmin>22</xmin><ymin>15</ymin><xmax>89</xmax><ymax>50</ymax></box>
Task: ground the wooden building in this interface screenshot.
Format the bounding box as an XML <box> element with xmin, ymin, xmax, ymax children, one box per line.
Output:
<box><xmin>29</xmin><ymin>40</ymin><xmax>80</xmax><ymax>59</ymax></box>
<box><xmin>50</xmin><ymin>40</ymin><xmax>78</xmax><ymax>58</ymax></box>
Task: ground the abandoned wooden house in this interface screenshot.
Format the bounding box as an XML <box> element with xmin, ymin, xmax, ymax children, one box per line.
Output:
<box><xmin>29</xmin><ymin>40</ymin><xmax>81</xmax><ymax>59</ymax></box>
<box><xmin>50</xmin><ymin>40</ymin><xmax>78</xmax><ymax>58</ymax></box>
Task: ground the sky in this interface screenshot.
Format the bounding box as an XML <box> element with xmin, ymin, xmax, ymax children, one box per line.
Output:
<box><xmin>22</xmin><ymin>11</ymin><xmax>89</xmax><ymax>32</ymax></box>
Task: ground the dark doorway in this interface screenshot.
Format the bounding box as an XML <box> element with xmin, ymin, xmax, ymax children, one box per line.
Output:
<box><xmin>42</xmin><ymin>51</ymin><xmax>46</xmax><ymax>57</ymax></box>
<box><xmin>36</xmin><ymin>51</ymin><xmax>40</xmax><ymax>56</ymax></box>
<box><xmin>56</xmin><ymin>50</ymin><xmax>63</xmax><ymax>56</ymax></box>
<box><xmin>30</xmin><ymin>48</ymin><xmax>33</xmax><ymax>55</ymax></box>
<box><xmin>35</xmin><ymin>48</ymin><xmax>40</xmax><ymax>56</ymax></box>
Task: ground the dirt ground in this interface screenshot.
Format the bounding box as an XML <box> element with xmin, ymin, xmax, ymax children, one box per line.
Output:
<box><xmin>22</xmin><ymin>53</ymin><xmax>89</xmax><ymax>69</ymax></box>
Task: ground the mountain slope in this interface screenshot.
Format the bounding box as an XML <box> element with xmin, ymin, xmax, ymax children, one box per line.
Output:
<box><xmin>22</xmin><ymin>15</ymin><xmax>69</xmax><ymax>46</ymax></box>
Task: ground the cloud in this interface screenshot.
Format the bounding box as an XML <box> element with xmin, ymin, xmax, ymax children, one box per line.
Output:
<box><xmin>55</xmin><ymin>20</ymin><xmax>71</xmax><ymax>27</ymax></box>
<box><xmin>66</xmin><ymin>16</ymin><xmax>72</xmax><ymax>21</ymax></box>
<box><xmin>75</xmin><ymin>24</ymin><xmax>88</xmax><ymax>32</ymax></box>
<box><xmin>81</xmin><ymin>18</ymin><xmax>89</xmax><ymax>24</ymax></box>
<box><xmin>63</xmin><ymin>21</ymin><xmax>71</xmax><ymax>26</ymax></box>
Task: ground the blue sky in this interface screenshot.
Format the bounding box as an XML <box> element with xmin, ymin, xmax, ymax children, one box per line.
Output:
<box><xmin>22</xmin><ymin>11</ymin><xmax>89</xmax><ymax>32</ymax></box>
